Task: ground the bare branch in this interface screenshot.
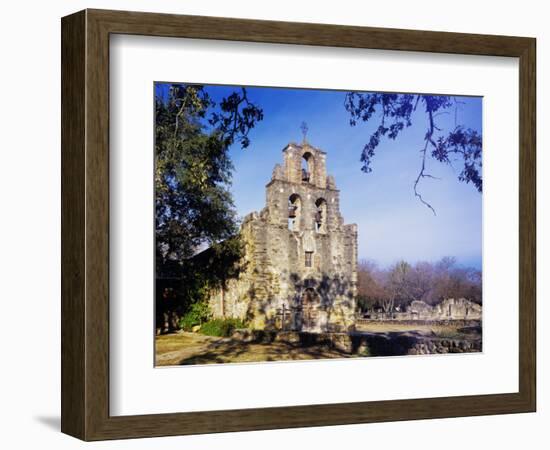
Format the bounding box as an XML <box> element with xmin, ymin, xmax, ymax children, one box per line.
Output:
<box><xmin>453</xmin><ymin>97</ymin><xmax>465</xmax><ymax>128</ymax></box>
<box><xmin>413</xmin><ymin>108</ymin><xmax>439</xmax><ymax>215</ymax></box>
<box><xmin>173</xmin><ymin>96</ymin><xmax>190</xmax><ymax>139</ymax></box>
<box><xmin>414</xmin><ymin>139</ymin><xmax>437</xmax><ymax>216</ymax></box>
<box><xmin>413</xmin><ymin>95</ymin><xmax>421</xmax><ymax>111</ymax></box>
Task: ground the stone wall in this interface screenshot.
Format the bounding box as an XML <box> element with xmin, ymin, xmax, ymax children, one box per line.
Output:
<box><xmin>366</xmin><ymin>298</ymin><xmax>482</xmax><ymax>321</ymax></box>
<box><xmin>230</xmin><ymin>329</ymin><xmax>482</xmax><ymax>356</ymax></box>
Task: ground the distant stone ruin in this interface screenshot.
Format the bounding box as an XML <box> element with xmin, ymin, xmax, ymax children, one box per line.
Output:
<box><xmin>368</xmin><ymin>298</ymin><xmax>482</xmax><ymax>321</ymax></box>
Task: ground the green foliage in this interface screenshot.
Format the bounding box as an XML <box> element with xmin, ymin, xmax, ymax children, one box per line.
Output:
<box><xmin>178</xmin><ymin>302</ymin><xmax>211</xmax><ymax>331</ymax></box>
<box><xmin>155</xmin><ymin>83</ymin><xmax>263</xmax><ymax>326</ymax></box>
<box><xmin>359</xmin><ymin>345</ymin><xmax>372</xmax><ymax>357</ymax></box>
<box><xmin>155</xmin><ymin>84</ymin><xmax>262</xmax><ymax>275</ymax></box>
<box><xmin>200</xmin><ymin>318</ymin><xmax>246</xmax><ymax>337</ymax></box>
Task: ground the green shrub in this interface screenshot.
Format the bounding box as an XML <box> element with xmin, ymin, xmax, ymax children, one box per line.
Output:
<box><xmin>200</xmin><ymin>318</ymin><xmax>246</xmax><ymax>337</ymax></box>
<box><xmin>178</xmin><ymin>302</ymin><xmax>210</xmax><ymax>331</ymax></box>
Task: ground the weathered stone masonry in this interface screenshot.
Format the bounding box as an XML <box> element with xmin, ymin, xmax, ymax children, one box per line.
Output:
<box><xmin>209</xmin><ymin>142</ymin><xmax>358</xmax><ymax>332</ymax></box>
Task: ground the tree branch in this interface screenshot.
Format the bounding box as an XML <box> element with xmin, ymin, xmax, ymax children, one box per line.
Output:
<box><xmin>413</xmin><ymin>109</ymin><xmax>438</xmax><ymax>215</ymax></box>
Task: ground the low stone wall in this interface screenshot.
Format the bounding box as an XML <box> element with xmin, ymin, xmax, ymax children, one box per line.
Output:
<box><xmin>356</xmin><ymin>318</ymin><xmax>481</xmax><ymax>329</ymax></box>
<box><xmin>365</xmin><ymin>298</ymin><xmax>482</xmax><ymax>321</ymax></box>
<box><xmin>406</xmin><ymin>338</ymin><xmax>481</xmax><ymax>355</ymax></box>
<box><xmin>340</xmin><ymin>332</ymin><xmax>481</xmax><ymax>355</ymax></box>
<box><xmin>231</xmin><ymin>329</ymin><xmax>481</xmax><ymax>356</ymax></box>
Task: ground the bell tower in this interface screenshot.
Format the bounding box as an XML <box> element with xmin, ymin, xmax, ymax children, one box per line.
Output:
<box><xmin>282</xmin><ymin>142</ymin><xmax>327</xmax><ymax>189</ymax></box>
<box><xmin>267</xmin><ymin>141</ymin><xmax>340</xmax><ymax>235</ymax></box>
<box><xmin>211</xmin><ymin>138</ymin><xmax>357</xmax><ymax>333</ymax></box>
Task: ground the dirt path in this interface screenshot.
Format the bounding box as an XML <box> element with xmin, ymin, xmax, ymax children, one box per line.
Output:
<box><xmin>156</xmin><ymin>320</ymin><xmax>482</xmax><ymax>366</ymax></box>
<box><xmin>155</xmin><ymin>331</ymin><xmax>352</xmax><ymax>366</ymax></box>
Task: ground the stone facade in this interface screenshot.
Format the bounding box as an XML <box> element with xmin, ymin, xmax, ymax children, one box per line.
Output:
<box><xmin>209</xmin><ymin>141</ymin><xmax>358</xmax><ymax>332</ymax></box>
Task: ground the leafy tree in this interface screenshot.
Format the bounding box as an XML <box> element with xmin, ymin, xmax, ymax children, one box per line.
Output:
<box><xmin>344</xmin><ymin>93</ymin><xmax>482</xmax><ymax>214</ymax></box>
<box><xmin>155</xmin><ymin>84</ymin><xmax>263</xmax><ymax>329</ymax></box>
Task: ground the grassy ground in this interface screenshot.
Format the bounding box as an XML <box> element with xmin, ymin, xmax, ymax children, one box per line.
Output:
<box><xmin>155</xmin><ymin>331</ymin><xmax>352</xmax><ymax>366</ymax></box>
<box><xmin>355</xmin><ymin>321</ymin><xmax>479</xmax><ymax>339</ymax></box>
<box><xmin>155</xmin><ymin>321</ymin><xmax>481</xmax><ymax>366</ymax></box>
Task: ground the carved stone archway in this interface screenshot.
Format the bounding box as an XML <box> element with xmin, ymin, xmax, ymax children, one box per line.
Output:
<box><xmin>299</xmin><ymin>287</ymin><xmax>327</xmax><ymax>332</ymax></box>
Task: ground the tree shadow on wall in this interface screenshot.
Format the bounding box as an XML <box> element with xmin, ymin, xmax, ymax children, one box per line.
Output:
<box><xmin>289</xmin><ymin>273</ymin><xmax>354</xmax><ymax>308</ymax></box>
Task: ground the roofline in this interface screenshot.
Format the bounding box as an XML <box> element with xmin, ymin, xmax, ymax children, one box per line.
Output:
<box><xmin>282</xmin><ymin>142</ymin><xmax>327</xmax><ymax>155</ymax></box>
<box><xmin>265</xmin><ymin>178</ymin><xmax>339</xmax><ymax>192</ymax></box>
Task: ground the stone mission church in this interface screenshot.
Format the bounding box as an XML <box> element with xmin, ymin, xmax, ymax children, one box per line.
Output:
<box><xmin>209</xmin><ymin>140</ymin><xmax>358</xmax><ymax>333</ymax></box>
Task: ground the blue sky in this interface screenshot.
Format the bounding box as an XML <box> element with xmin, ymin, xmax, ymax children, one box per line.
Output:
<box><xmin>157</xmin><ymin>83</ymin><xmax>482</xmax><ymax>269</ymax></box>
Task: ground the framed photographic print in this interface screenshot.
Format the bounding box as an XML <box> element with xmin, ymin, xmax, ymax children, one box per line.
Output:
<box><xmin>61</xmin><ymin>9</ymin><xmax>536</xmax><ymax>440</ymax></box>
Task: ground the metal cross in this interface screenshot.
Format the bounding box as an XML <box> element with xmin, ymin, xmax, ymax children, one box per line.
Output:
<box><xmin>300</xmin><ymin>121</ymin><xmax>308</xmax><ymax>143</ymax></box>
<box><xmin>276</xmin><ymin>303</ymin><xmax>291</xmax><ymax>331</ymax></box>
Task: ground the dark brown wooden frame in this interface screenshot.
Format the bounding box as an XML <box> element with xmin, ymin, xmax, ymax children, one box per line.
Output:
<box><xmin>61</xmin><ymin>8</ymin><xmax>536</xmax><ymax>441</ymax></box>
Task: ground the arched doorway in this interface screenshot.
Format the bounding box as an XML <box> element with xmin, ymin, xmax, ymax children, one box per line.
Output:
<box><xmin>299</xmin><ymin>287</ymin><xmax>327</xmax><ymax>332</ymax></box>
<box><xmin>302</xmin><ymin>287</ymin><xmax>319</xmax><ymax>307</ymax></box>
